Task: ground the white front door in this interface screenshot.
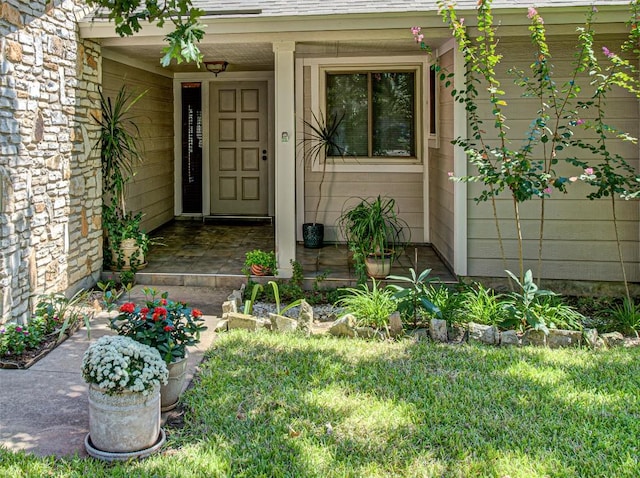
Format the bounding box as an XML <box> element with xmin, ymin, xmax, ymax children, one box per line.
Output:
<box><xmin>210</xmin><ymin>81</ymin><xmax>269</xmax><ymax>215</ymax></box>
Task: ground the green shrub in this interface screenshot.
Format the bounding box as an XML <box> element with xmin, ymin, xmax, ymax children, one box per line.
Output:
<box><xmin>460</xmin><ymin>282</ymin><xmax>507</xmax><ymax>326</ymax></box>
<box><xmin>336</xmin><ymin>279</ymin><xmax>397</xmax><ymax>329</ymax></box>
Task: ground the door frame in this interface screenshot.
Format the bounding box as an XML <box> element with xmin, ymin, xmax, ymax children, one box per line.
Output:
<box><xmin>173</xmin><ymin>71</ymin><xmax>275</xmax><ymax>218</ymax></box>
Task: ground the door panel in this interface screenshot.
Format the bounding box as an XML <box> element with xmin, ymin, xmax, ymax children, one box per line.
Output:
<box><xmin>210</xmin><ymin>82</ymin><xmax>268</xmax><ymax>215</ymax></box>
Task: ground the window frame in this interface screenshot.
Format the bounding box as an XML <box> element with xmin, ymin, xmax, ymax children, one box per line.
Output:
<box><xmin>305</xmin><ymin>56</ymin><xmax>428</xmax><ymax>173</ymax></box>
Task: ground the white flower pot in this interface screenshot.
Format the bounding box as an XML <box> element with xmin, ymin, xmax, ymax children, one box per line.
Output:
<box><xmin>160</xmin><ymin>354</ymin><xmax>188</xmax><ymax>412</ymax></box>
<box><xmin>88</xmin><ymin>383</ymin><xmax>161</xmax><ymax>453</ymax></box>
<box><xmin>110</xmin><ymin>238</ymin><xmax>146</xmax><ymax>271</ymax></box>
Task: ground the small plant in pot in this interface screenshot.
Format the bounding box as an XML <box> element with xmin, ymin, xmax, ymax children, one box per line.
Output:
<box><xmin>338</xmin><ymin>195</ymin><xmax>410</xmax><ymax>283</ymax></box>
<box><xmin>242</xmin><ymin>249</ymin><xmax>278</xmax><ymax>277</ymax></box>
<box><xmin>299</xmin><ymin>111</ymin><xmax>346</xmax><ymax>248</ymax></box>
<box><xmin>94</xmin><ymin>85</ymin><xmax>149</xmax><ymax>272</ymax></box>
<box><xmin>109</xmin><ymin>288</ymin><xmax>207</xmax><ymax>411</ymax></box>
<box><xmin>81</xmin><ymin>335</ymin><xmax>168</xmax><ymax>457</ymax></box>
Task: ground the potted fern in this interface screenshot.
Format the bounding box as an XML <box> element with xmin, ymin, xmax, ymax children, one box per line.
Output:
<box><xmin>299</xmin><ymin>111</ymin><xmax>345</xmax><ymax>248</ymax></box>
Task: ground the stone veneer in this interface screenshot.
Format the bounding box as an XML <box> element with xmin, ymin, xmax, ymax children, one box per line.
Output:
<box><xmin>0</xmin><ymin>0</ymin><xmax>102</xmax><ymax>324</ymax></box>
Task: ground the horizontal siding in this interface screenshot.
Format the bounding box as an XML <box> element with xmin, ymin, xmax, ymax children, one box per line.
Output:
<box><xmin>429</xmin><ymin>49</ymin><xmax>455</xmax><ymax>266</ymax></box>
<box><xmin>465</xmin><ymin>35</ymin><xmax>640</xmax><ymax>282</ymax></box>
<box><xmin>102</xmin><ymin>59</ymin><xmax>175</xmax><ymax>233</ymax></box>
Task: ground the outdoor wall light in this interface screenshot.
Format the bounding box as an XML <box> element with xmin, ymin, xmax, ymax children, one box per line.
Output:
<box><xmin>204</xmin><ymin>61</ymin><xmax>229</xmax><ymax>76</ymax></box>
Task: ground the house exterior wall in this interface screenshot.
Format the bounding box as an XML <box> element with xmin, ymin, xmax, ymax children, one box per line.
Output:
<box><xmin>102</xmin><ymin>59</ymin><xmax>174</xmax><ymax>233</ymax></box>
<box><xmin>428</xmin><ymin>48</ymin><xmax>455</xmax><ymax>268</ymax></box>
<box><xmin>301</xmin><ymin>64</ymin><xmax>424</xmax><ymax>244</ymax></box>
<box><xmin>0</xmin><ymin>0</ymin><xmax>102</xmax><ymax>324</ymax></box>
<box><xmin>465</xmin><ymin>36</ymin><xmax>640</xmax><ymax>282</ymax></box>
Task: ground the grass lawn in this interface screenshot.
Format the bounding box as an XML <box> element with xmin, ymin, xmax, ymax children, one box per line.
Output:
<box><xmin>2</xmin><ymin>331</ymin><xmax>639</xmax><ymax>477</ymax></box>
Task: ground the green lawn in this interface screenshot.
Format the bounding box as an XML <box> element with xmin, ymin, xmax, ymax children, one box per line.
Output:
<box><xmin>2</xmin><ymin>331</ymin><xmax>639</xmax><ymax>477</ymax></box>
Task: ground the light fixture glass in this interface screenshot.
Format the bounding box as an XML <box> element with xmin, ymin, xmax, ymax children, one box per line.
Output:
<box><xmin>204</xmin><ymin>61</ymin><xmax>229</xmax><ymax>76</ymax></box>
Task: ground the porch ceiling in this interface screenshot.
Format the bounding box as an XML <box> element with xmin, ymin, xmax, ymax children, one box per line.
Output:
<box><xmin>103</xmin><ymin>38</ymin><xmax>445</xmax><ymax>74</ymax></box>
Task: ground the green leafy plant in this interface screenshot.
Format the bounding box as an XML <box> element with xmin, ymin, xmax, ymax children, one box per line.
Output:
<box><xmin>336</xmin><ymin>279</ymin><xmax>398</xmax><ymax>330</ymax></box>
<box><xmin>267</xmin><ymin>281</ymin><xmax>303</xmax><ymax>316</ymax></box>
<box><xmin>110</xmin><ymin>288</ymin><xmax>207</xmax><ymax>364</ymax></box>
<box><xmin>0</xmin><ymin>320</ymin><xmax>45</xmax><ymax>356</ymax></box>
<box><xmin>386</xmin><ymin>268</ymin><xmax>442</xmax><ymax>326</ymax></box>
<box><xmin>96</xmin><ymin>280</ymin><xmax>124</xmax><ymax>312</ymax></box>
<box><xmin>427</xmin><ymin>284</ymin><xmax>464</xmax><ymax>324</ymax></box>
<box><xmin>460</xmin><ymin>281</ymin><xmax>508</xmax><ymax>326</ymax></box>
<box><xmin>501</xmin><ymin>270</ymin><xmax>555</xmax><ymax>334</ymax></box>
<box><xmin>242</xmin><ymin>249</ymin><xmax>278</xmax><ymax>276</ymax></box>
<box><xmin>607</xmin><ymin>297</ymin><xmax>640</xmax><ymax>337</ymax></box>
<box><xmin>34</xmin><ymin>289</ymin><xmax>92</xmax><ymax>341</ymax></box>
<box><xmin>244</xmin><ymin>283</ymin><xmax>264</xmax><ymax>316</ymax></box>
<box><xmin>338</xmin><ymin>195</ymin><xmax>410</xmax><ymax>283</ymax></box>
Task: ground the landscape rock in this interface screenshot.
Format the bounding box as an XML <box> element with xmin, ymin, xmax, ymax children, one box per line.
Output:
<box><xmin>410</xmin><ymin>328</ymin><xmax>430</xmax><ymax>341</ymax></box>
<box><xmin>270</xmin><ymin>313</ymin><xmax>298</xmax><ymax>333</ymax></box>
<box><xmin>227</xmin><ymin>288</ymin><xmax>244</xmax><ymax>309</ymax></box>
<box><xmin>521</xmin><ymin>329</ymin><xmax>546</xmax><ymax>347</ymax></box>
<box><xmin>388</xmin><ymin>311</ymin><xmax>403</xmax><ymax>337</ymax></box>
<box><xmin>547</xmin><ymin>329</ymin><xmax>582</xmax><ymax>348</ymax></box>
<box><xmin>468</xmin><ymin>322</ymin><xmax>500</xmax><ymax>345</ymax></box>
<box><xmin>222</xmin><ymin>300</ymin><xmax>237</xmax><ymax>315</ymax></box>
<box><xmin>582</xmin><ymin>328</ymin><xmax>603</xmax><ymax>349</ymax></box>
<box><xmin>500</xmin><ymin>329</ymin><xmax>520</xmax><ymax>346</ymax></box>
<box><xmin>601</xmin><ymin>331</ymin><xmax>625</xmax><ymax>348</ymax></box>
<box><xmin>430</xmin><ymin>318</ymin><xmax>448</xmax><ymax>342</ymax></box>
<box><xmin>329</xmin><ymin>314</ymin><xmax>357</xmax><ymax>338</ymax></box>
<box><xmin>215</xmin><ymin>319</ymin><xmax>229</xmax><ymax>332</ymax></box>
<box><xmin>447</xmin><ymin>323</ymin><xmax>466</xmax><ymax>342</ymax></box>
<box><xmin>355</xmin><ymin>326</ymin><xmax>381</xmax><ymax>339</ymax></box>
<box><xmin>226</xmin><ymin>312</ymin><xmax>269</xmax><ymax>331</ymax></box>
<box><xmin>298</xmin><ymin>300</ymin><xmax>314</xmax><ymax>335</ymax></box>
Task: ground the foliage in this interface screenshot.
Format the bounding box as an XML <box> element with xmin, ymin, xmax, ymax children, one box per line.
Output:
<box><xmin>459</xmin><ymin>281</ymin><xmax>508</xmax><ymax>326</ymax></box>
<box><xmin>0</xmin><ymin>320</ymin><xmax>46</xmax><ymax>356</ymax></box>
<box><xmin>533</xmin><ymin>295</ymin><xmax>585</xmax><ymax>332</ymax></box>
<box><xmin>338</xmin><ymin>195</ymin><xmax>410</xmax><ymax>283</ymax></box>
<box><xmin>242</xmin><ymin>249</ymin><xmax>278</xmax><ymax>276</ymax></box>
<box><xmin>300</xmin><ymin>111</ymin><xmax>347</xmax><ymax>224</ymax></box>
<box><xmin>336</xmin><ymin>279</ymin><xmax>397</xmax><ymax>330</ymax></box>
<box><xmin>34</xmin><ymin>289</ymin><xmax>93</xmax><ymax>341</ymax></box>
<box><xmin>243</xmin><ymin>283</ymin><xmax>263</xmax><ymax>316</ymax></box>
<box><xmin>85</xmin><ymin>0</ymin><xmax>205</xmax><ymax>66</ymax></box>
<box><xmin>81</xmin><ymin>335</ymin><xmax>168</xmax><ymax>395</ymax></box>
<box><xmin>607</xmin><ymin>297</ymin><xmax>640</xmax><ymax>337</ymax></box>
<box><xmin>386</xmin><ymin>268</ymin><xmax>442</xmax><ymax>325</ymax></box>
<box><xmin>501</xmin><ymin>270</ymin><xmax>556</xmax><ymax>334</ymax></box>
<box><xmin>96</xmin><ymin>280</ymin><xmax>124</xmax><ymax>312</ymax></box>
<box><xmin>110</xmin><ymin>288</ymin><xmax>207</xmax><ymax>363</ymax></box>
<box><xmin>267</xmin><ymin>281</ymin><xmax>303</xmax><ymax>317</ymax></box>
<box><xmin>426</xmin><ymin>283</ymin><xmax>465</xmax><ymax>323</ymax></box>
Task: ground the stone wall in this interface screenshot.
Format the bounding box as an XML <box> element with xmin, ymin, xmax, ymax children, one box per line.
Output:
<box><xmin>0</xmin><ymin>0</ymin><xmax>102</xmax><ymax>324</ymax></box>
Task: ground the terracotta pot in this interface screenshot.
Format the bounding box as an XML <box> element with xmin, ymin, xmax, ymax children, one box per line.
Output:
<box><xmin>160</xmin><ymin>354</ymin><xmax>188</xmax><ymax>412</ymax></box>
<box><xmin>250</xmin><ymin>264</ymin><xmax>270</xmax><ymax>276</ymax></box>
<box><xmin>88</xmin><ymin>383</ymin><xmax>161</xmax><ymax>453</ymax></box>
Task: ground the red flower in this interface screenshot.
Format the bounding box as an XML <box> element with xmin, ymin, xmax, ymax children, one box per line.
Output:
<box><xmin>152</xmin><ymin>312</ymin><xmax>161</xmax><ymax>322</ymax></box>
<box><xmin>191</xmin><ymin>308</ymin><xmax>203</xmax><ymax>318</ymax></box>
<box><xmin>164</xmin><ymin>325</ymin><xmax>174</xmax><ymax>332</ymax></box>
<box><xmin>120</xmin><ymin>303</ymin><xmax>135</xmax><ymax>314</ymax></box>
<box><xmin>154</xmin><ymin>307</ymin><xmax>167</xmax><ymax>316</ymax></box>
<box><xmin>140</xmin><ymin>307</ymin><xmax>150</xmax><ymax>318</ymax></box>
<box><xmin>160</xmin><ymin>298</ymin><xmax>168</xmax><ymax>305</ymax></box>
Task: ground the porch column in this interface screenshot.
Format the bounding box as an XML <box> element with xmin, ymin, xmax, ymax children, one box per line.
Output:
<box><xmin>273</xmin><ymin>41</ymin><xmax>296</xmax><ymax>278</ymax></box>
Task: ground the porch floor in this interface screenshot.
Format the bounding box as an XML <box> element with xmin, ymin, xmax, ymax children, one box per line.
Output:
<box><xmin>135</xmin><ymin>219</ymin><xmax>455</xmax><ymax>287</ymax></box>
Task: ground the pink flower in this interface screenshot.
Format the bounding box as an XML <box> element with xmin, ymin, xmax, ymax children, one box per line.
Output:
<box><xmin>569</xmin><ymin>176</ymin><xmax>578</xmax><ymax>182</ymax></box>
<box><xmin>527</xmin><ymin>7</ymin><xmax>537</xmax><ymax>19</ymax></box>
<box><xmin>585</xmin><ymin>167</ymin><xmax>594</xmax><ymax>175</ymax></box>
<box><xmin>411</xmin><ymin>26</ymin><xmax>421</xmax><ymax>35</ymax></box>
<box><xmin>417</xmin><ymin>34</ymin><xmax>424</xmax><ymax>42</ymax></box>
<box><xmin>544</xmin><ymin>187</ymin><xmax>552</xmax><ymax>194</ymax></box>
<box><xmin>602</xmin><ymin>46</ymin><xmax>615</xmax><ymax>59</ymax></box>
<box><xmin>575</xmin><ymin>119</ymin><xmax>585</xmax><ymax>125</ymax></box>
<box><xmin>447</xmin><ymin>171</ymin><xmax>454</xmax><ymax>177</ymax></box>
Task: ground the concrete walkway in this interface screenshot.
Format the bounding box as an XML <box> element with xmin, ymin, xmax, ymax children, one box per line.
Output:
<box><xmin>0</xmin><ymin>286</ymin><xmax>228</xmax><ymax>458</ymax></box>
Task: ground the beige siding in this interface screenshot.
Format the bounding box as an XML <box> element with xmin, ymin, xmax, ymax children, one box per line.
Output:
<box><xmin>465</xmin><ymin>36</ymin><xmax>640</xmax><ymax>282</ymax></box>
<box><xmin>302</xmin><ymin>66</ymin><xmax>424</xmax><ymax>243</ymax></box>
<box><xmin>429</xmin><ymin>49</ymin><xmax>456</xmax><ymax>267</ymax></box>
<box><xmin>102</xmin><ymin>59</ymin><xmax>175</xmax><ymax>233</ymax></box>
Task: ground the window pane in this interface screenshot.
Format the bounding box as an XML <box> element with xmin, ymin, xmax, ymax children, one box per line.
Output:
<box><xmin>326</xmin><ymin>74</ymin><xmax>368</xmax><ymax>156</ymax></box>
<box><xmin>372</xmin><ymin>72</ymin><xmax>415</xmax><ymax>157</ymax></box>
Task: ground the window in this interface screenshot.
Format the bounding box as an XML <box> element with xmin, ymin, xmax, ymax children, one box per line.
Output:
<box><xmin>325</xmin><ymin>71</ymin><xmax>416</xmax><ymax>159</ymax></box>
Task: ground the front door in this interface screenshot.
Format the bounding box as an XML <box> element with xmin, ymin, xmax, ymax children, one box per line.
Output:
<box><xmin>210</xmin><ymin>81</ymin><xmax>269</xmax><ymax>215</ymax></box>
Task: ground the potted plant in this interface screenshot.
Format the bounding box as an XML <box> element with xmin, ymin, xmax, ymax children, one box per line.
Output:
<box><xmin>338</xmin><ymin>195</ymin><xmax>410</xmax><ymax>282</ymax></box>
<box><xmin>299</xmin><ymin>111</ymin><xmax>346</xmax><ymax>248</ymax></box>
<box><xmin>81</xmin><ymin>335</ymin><xmax>168</xmax><ymax>458</ymax></box>
<box><xmin>242</xmin><ymin>249</ymin><xmax>278</xmax><ymax>276</ymax></box>
<box><xmin>109</xmin><ymin>288</ymin><xmax>207</xmax><ymax>411</ymax></box>
<box><xmin>94</xmin><ymin>85</ymin><xmax>148</xmax><ymax>271</ymax></box>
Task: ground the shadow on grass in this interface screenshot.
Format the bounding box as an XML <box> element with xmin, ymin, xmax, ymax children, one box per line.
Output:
<box><xmin>170</xmin><ymin>331</ymin><xmax>640</xmax><ymax>478</ymax></box>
